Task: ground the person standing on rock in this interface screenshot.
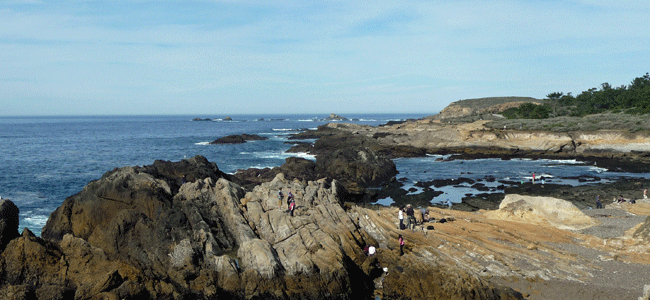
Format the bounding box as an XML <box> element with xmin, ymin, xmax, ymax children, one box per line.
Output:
<box><xmin>398</xmin><ymin>206</ymin><xmax>404</xmax><ymax>230</ymax></box>
<box><xmin>596</xmin><ymin>194</ymin><xmax>603</xmax><ymax>209</ymax></box>
<box><xmin>287</xmin><ymin>189</ymin><xmax>293</xmax><ymax>211</ymax></box>
<box><xmin>398</xmin><ymin>234</ymin><xmax>404</xmax><ymax>256</ymax></box>
<box><xmin>644</xmin><ymin>189</ymin><xmax>648</xmax><ymax>199</ymax></box>
<box><xmin>278</xmin><ymin>189</ymin><xmax>284</xmax><ymax>209</ymax></box>
<box><xmin>532</xmin><ymin>172</ymin><xmax>536</xmax><ymax>184</ymax></box>
<box><xmin>289</xmin><ymin>199</ymin><xmax>296</xmax><ymax>217</ymax></box>
<box><xmin>406</xmin><ymin>204</ymin><xmax>415</xmax><ymax>230</ymax></box>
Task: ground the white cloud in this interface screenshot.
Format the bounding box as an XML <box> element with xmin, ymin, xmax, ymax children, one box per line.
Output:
<box><xmin>1</xmin><ymin>0</ymin><xmax>649</xmax><ymax>115</ymax></box>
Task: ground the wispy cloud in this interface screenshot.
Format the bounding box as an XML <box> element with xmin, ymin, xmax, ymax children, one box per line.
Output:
<box><xmin>1</xmin><ymin>0</ymin><xmax>649</xmax><ymax>115</ymax></box>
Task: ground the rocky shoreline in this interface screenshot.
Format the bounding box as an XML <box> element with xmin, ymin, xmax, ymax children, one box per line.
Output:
<box><xmin>3</xmin><ymin>109</ymin><xmax>650</xmax><ymax>299</ymax></box>
<box><xmin>2</xmin><ymin>156</ymin><xmax>650</xmax><ymax>299</ymax></box>
<box><xmin>0</xmin><ymin>156</ymin><xmax>524</xmax><ymax>299</ymax></box>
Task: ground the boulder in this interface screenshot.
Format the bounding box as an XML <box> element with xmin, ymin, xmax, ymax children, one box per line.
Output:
<box><xmin>485</xmin><ymin>194</ymin><xmax>597</xmax><ymax>230</ymax></box>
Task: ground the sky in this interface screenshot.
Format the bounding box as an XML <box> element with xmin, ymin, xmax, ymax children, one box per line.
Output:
<box><xmin>1</xmin><ymin>0</ymin><xmax>650</xmax><ymax>116</ymax></box>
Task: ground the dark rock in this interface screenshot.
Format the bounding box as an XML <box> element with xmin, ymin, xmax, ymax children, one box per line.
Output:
<box><xmin>210</xmin><ymin>134</ymin><xmax>269</xmax><ymax>144</ymax></box>
<box><xmin>285</xmin><ymin>141</ymin><xmax>313</xmax><ymax>153</ymax></box>
<box><xmin>372</xmin><ymin>132</ymin><xmax>392</xmax><ymax>139</ymax></box>
<box><xmin>0</xmin><ymin>199</ymin><xmax>20</xmax><ymax>251</ymax></box>
<box><xmin>233</xmin><ymin>157</ymin><xmax>318</xmax><ymax>189</ymax></box>
<box><xmin>325</xmin><ymin>113</ymin><xmax>348</xmax><ymax>121</ymax></box>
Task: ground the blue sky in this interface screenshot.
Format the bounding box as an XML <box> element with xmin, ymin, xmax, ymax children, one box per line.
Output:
<box><xmin>2</xmin><ymin>1</ymin><xmax>650</xmax><ymax>116</ymax></box>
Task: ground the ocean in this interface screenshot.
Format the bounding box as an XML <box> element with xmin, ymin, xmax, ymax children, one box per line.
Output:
<box><xmin>2</xmin><ymin>114</ymin><xmax>649</xmax><ymax>236</ymax></box>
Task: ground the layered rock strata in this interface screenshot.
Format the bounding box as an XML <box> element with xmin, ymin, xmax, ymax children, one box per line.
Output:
<box><xmin>303</xmin><ymin>120</ymin><xmax>650</xmax><ymax>172</ymax></box>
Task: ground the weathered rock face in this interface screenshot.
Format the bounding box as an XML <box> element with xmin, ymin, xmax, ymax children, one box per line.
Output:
<box><xmin>313</xmin><ymin>119</ymin><xmax>650</xmax><ymax>172</ymax></box>
<box><xmin>1</xmin><ymin>157</ymin><xmax>523</xmax><ymax>299</ymax></box>
<box><xmin>236</xmin><ymin>126</ymin><xmax>402</xmax><ymax>195</ymax></box>
<box><xmin>233</xmin><ymin>157</ymin><xmax>318</xmax><ymax>189</ymax></box>
<box><xmin>484</xmin><ymin>194</ymin><xmax>598</xmax><ymax>230</ymax></box>
<box><xmin>314</xmin><ymin>147</ymin><xmax>396</xmax><ymax>194</ymax></box>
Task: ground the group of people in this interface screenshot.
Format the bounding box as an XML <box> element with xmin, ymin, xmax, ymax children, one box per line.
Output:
<box><xmin>278</xmin><ymin>188</ymin><xmax>296</xmax><ymax>216</ymax></box>
<box><xmin>398</xmin><ymin>204</ymin><xmax>416</xmax><ymax>230</ymax></box>
<box><xmin>594</xmin><ymin>189</ymin><xmax>647</xmax><ymax>209</ymax></box>
<box><xmin>398</xmin><ymin>204</ymin><xmax>438</xmax><ymax>230</ymax></box>
<box><xmin>531</xmin><ymin>172</ymin><xmax>546</xmax><ymax>185</ymax></box>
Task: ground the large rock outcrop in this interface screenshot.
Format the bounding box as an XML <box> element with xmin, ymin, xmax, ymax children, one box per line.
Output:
<box><xmin>484</xmin><ymin>194</ymin><xmax>598</xmax><ymax>230</ymax></box>
<box><xmin>236</xmin><ymin>126</ymin><xmax>405</xmax><ymax>195</ymax></box>
<box><xmin>0</xmin><ymin>157</ymin><xmax>523</xmax><ymax>299</ymax></box>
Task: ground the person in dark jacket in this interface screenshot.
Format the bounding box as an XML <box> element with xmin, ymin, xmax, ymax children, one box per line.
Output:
<box><xmin>406</xmin><ymin>204</ymin><xmax>415</xmax><ymax>230</ymax></box>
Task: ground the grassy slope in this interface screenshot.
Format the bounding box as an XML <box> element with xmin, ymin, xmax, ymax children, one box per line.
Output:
<box><xmin>438</xmin><ymin>97</ymin><xmax>650</xmax><ymax>133</ymax></box>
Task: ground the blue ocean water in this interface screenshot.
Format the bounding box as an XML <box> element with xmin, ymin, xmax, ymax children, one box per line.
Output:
<box><xmin>0</xmin><ymin>114</ymin><xmax>421</xmax><ymax>236</ymax></box>
<box><xmin>2</xmin><ymin>114</ymin><xmax>649</xmax><ymax>236</ymax></box>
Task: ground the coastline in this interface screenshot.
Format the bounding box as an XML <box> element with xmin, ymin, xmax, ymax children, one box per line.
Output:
<box><xmin>3</xmin><ymin>113</ymin><xmax>650</xmax><ymax>299</ymax></box>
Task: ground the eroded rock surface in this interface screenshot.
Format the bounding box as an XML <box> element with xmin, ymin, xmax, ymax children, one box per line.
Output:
<box><xmin>1</xmin><ymin>157</ymin><xmax>523</xmax><ymax>299</ymax></box>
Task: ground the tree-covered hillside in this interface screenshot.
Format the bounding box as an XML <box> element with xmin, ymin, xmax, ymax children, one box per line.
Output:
<box><xmin>504</xmin><ymin>73</ymin><xmax>650</xmax><ymax>119</ymax></box>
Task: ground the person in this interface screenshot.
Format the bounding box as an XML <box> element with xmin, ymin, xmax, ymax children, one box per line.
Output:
<box><xmin>446</xmin><ymin>199</ymin><xmax>452</xmax><ymax>209</ymax></box>
<box><xmin>406</xmin><ymin>204</ymin><xmax>415</xmax><ymax>229</ymax></box>
<box><xmin>644</xmin><ymin>189</ymin><xmax>648</xmax><ymax>199</ymax></box>
<box><xmin>595</xmin><ymin>194</ymin><xmax>603</xmax><ymax>209</ymax></box>
<box><xmin>278</xmin><ymin>189</ymin><xmax>284</xmax><ymax>209</ymax></box>
<box><xmin>532</xmin><ymin>172</ymin><xmax>536</xmax><ymax>184</ymax></box>
<box><xmin>287</xmin><ymin>189</ymin><xmax>293</xmax><ymax>210</ymax></box>
<box><xmin>617</xmin><ymin>195</ymin><xmax>626</xmax><ymax>204</ymax></box>
<box><xmin>181</xmin><ymin>175</ymin><xmax>187</xmax><ymax>184</ymax></box>
<box><xmin>398</xmin><ymin>207</ymin><xmax>404</xmax><ymax>230</ymax></box>
<box><xmin>368</xmin><ymin>245</ymin><xmax>376</xmax><ymax>256</ymax></box>
<box><xmin>398</xmin><ymin>234</ymin><xmax>404</xmax><ymax>256</ymax></box>
<box><xmin>289</xmin><ymin>199</ymin><xmax>296</xmax><ymax>216</ymax></box>
<box><xmin>424</xmin><ymin>211</ymin><xmax>430</xmax><ymax>222</ymax></box>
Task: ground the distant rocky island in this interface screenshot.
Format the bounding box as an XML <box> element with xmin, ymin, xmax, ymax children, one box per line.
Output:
<box><xmin>209</xmin><ymin>134</ymin><xmax>268</xmax><ymax>144</ymax></box>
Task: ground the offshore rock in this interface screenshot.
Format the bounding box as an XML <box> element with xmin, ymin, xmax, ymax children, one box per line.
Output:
<box><xmin>325</xmin><ymin>113</ymin><xmax>349</xmax><ymax>121</ymax></box>
<box><xmin>210</xmin><ymin>134</ymin><xmax>269</xmax><ymax>144</ymax></box>
<box><xmin>0</xmin><ymin>157</ymin><xmax>523</xmax><ymax>299</ymax></box>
